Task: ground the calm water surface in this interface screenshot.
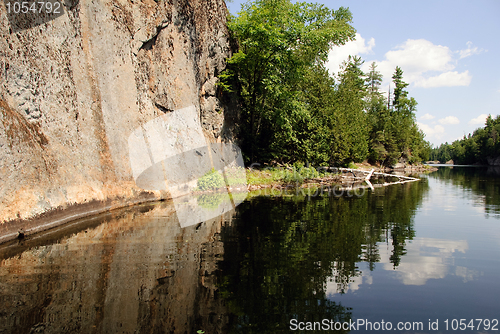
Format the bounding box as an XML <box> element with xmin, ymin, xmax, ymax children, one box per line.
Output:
<box><xmin>1</xmin><ymin>166</ymin><xmax>499</xmax><ymax>333</ymax></box>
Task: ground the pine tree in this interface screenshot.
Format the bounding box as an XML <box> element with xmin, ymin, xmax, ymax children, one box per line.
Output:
<box><xmin>391</xmin><ymin>66</ymin><xmax>409</xmax><ymax>112</ymax></box>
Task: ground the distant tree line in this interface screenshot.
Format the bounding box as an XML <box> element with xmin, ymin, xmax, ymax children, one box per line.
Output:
<box><xmin>429</xmin><ymin>114</ymin><xmax>500</xmax><ymax>165</ymax></box>
<box><xmin>221</xmin><ymin>0</ymin><xmax>430</xmax><ymax>166</ymax></box>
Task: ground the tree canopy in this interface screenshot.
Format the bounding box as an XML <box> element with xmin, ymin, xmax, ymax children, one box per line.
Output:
<box><xmin>222</xmin><ymin>0</ymin><xmax>430</xmax><ymax>166</ymax></box>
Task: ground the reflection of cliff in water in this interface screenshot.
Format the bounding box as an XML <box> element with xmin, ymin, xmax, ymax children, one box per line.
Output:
<box><xmin>0</xmin><ymin>201</ymin><xmax>233</xmax><ymax>334</ymax></box>
<box><xmin>0</xmin><ymin>180</ymin><xmax>429</xmax><ymax>334</ymax></box>
<box><xmin>430</xmin><ymin>166</ymin><xmax>500</xmax><ymax>217</ymax></box>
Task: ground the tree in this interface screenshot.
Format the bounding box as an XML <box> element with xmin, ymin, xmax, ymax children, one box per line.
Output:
<box><xmin>391</xmin><ymin>66</ymin><xmax>409</xmax><ymax>112</ymax></box>
<box><xmin>365</xmin><ymin>62</ymin><xmax>384</xmax><ymax>110</ymax></box>
<box><xmin>224</xmin><ymin>1</ymin><xmax>432</xmax><ymax>166</ymax></box>
<box><xmin>364</xmin><ymin>62</ymin><xmax>394</xmax><ymax>165</ymax></box>
<box><xmin>222</xmin><ymin>0</ymin><xmax>356</xmax><ymax>162</ymax></box>
<box><xmin>333</xmin><ymin>56</ymin><xmax>369</xmax><ymax>164</ymax></box>
<box><xmin>388</xmin><ymin>67</ymin><xmax>429</xmax><ymax>163</ymax></box>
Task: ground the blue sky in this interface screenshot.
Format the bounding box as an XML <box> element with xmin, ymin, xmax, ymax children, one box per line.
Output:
<box><xmin>225</xmin><ymin>0</ymin><xmax>500</xmax><ymax>147</ymax></box>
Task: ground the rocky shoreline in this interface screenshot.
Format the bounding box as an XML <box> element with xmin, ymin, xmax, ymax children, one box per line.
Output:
<box><xmin>246</xmin><ymin>163</ymin><xmax>436</xmax><ymax>191</ymax></box>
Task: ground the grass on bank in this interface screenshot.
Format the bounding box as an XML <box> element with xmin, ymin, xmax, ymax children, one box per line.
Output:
<box><xmin>246</xmin><ymin>162</ymin><xmax>336</xmax><ymax>186</ymax></box>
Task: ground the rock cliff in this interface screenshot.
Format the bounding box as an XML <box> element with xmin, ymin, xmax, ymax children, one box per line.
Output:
<box><xmin>0</xmin><ymin>0</ymin><xmax>235</xmax><ymax>242</ymax></box>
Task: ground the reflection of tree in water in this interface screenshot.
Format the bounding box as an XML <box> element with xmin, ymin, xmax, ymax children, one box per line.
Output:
<box><xmin>431</xmin><ymin>167</ymin><xmax>500</xmax><ymax>217</ymax></box>
<box><xmin>216</xmin><ymin>179</ymin><xmax>428</xmax><ymax>333</ymax></box>
<box><xmin>366</xmin><ymin>181</ymin><xmax>427</xmax><ymax>269</ymax></box>
<box><xmin>218</xmin><ymin>198</ymin><xmax>353</xmax><ymax>333</ymax></box>
<box><xmin>197</xmin><ymin>192</ymin><xmax>227</xmax><ymax>209</ymax></box>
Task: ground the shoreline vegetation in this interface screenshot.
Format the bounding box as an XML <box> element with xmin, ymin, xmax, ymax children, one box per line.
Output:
<box><xmin>194</xmin><ymin>162</ymin><xmax>437</xmax><ymax>194</ymax></box>
<box><xmin>246</xmin><ymin>163</ymin><xmax>436</xmax><ymax>191</ymax></box>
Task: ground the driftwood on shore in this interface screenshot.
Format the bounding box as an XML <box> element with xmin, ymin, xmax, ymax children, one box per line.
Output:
<box><xmin>317</xmin><ymin>167</ymin><xmax>419</xmax><ymax>191</ymax></box>
<box><xmin>317</xmin><ymin>167</ymin><xmax>419</xmax><ymax>183</ymax></box>
<box><xmin>247</xmin><ymin>167</ymin><xmax>421</xmax><ymax>193</ymax></box>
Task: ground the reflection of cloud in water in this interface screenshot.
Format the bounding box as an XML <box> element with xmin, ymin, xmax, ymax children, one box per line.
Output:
<box><xmin>420</xmin><ymin>179</ymin><xmax>459</xmax><ymax>214</ymax></box>
<box><xmin>455</xmin><ymin>266</ymin><xmax>481</xmax><ymax>283</ymax></box>
<box><xmin>327</xmin><ymin>237</ymin><xmax>479</xmax><ymax>295</ymax></box>
<box><xmin>380</xmin><ymin>238</ymin><xmax>468</xmax><ymax>285</ymax></box>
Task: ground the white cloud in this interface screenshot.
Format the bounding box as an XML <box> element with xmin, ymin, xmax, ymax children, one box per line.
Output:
<box><xmin>417</xmin><ymin>122</ymin><xmax>445</xmax><ymax>140</ymax></box>
<box><xmin>384</xmin><ymin>39</ymin><xmax>454</xmax><ymax>73</ymax></box>
<box><xmin>459</xmin><ymin>41</ymin><xmax>486</xmax><ymax>59</ymax></box>
<box><xmin>468</xmin><ymin>114</ymin><xmax>488</xmax><ymax>125</ymax></box>
<box><xmin>416</xmin><ymin>71</ymin><xmax>471</xmax><ymax>88</ymax></box>
<box><xmin>365</xmin><ymin>39</ymin><xmax>473</xmax><ymax>88</ymax></box>
<box><xmin>438</xmin><ymin>116</ymin><xmax>460</xmax><ymax>125</ymax></box>
<box><xmin>368</xmin><ymin>39</ymin><xmax>454</xmax><ymax>86</ymax></box>
<box><xmin>420</xmin><ymin>113</ymin><xmax>435</xmax><ymax>120</ymax></box>
<box><xmin>328</xmin><ymin>37</ymin><xmax>480</xmax><ymax>89</ymax></box>
<box><xmin>326</xmin><ymin>33</ymin><xmax>375</xmax><ymax>75</ymax></box>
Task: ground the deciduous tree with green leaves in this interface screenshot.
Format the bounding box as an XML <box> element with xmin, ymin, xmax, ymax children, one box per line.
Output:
<box><xmin>222</xmin><ymin>0</ymin><xmax>356</xmax><ymax>162</ymax></box>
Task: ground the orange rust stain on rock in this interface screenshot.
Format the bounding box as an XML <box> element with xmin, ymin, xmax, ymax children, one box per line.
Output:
<box><xmin>0</xmin><ymin>99</ymin><xmax>48</xmax><ymax>150</ymax></box>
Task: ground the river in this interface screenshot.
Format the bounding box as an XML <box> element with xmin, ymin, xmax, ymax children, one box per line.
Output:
<box><xmin>1</xmin><ymin>166</ymin><xmax>499</xmax><ymax>333</ymax></box>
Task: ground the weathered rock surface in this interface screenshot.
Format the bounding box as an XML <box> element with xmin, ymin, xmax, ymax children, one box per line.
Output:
<box><xmin>0</xmin><ymin>0</ymin><xmax>235</xmax><ymax>242</ymax></box>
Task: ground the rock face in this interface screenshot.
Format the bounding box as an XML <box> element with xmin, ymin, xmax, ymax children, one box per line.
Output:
<box><xmin>0</xmin><ymin>0</ymin><xmax>235</xmax><ymax>242</ymax></box>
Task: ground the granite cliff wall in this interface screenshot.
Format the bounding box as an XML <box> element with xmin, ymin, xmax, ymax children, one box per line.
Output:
<box><xmin>0</xmin><ymin>0</ymin><xmax>236</xmax><ymax>242</ymax></box>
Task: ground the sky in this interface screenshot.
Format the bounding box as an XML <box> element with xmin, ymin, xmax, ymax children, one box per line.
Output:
<box><xmin>225</xmin><ymin>0</ymin><xmax>500</xmax><ymax>147</ymax></box>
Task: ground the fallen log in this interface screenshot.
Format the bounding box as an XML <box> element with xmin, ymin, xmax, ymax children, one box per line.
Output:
<box><xmin>336</xmin><ymin>167</ymin><xmax>419</xmax><ymax>182</ymax></box>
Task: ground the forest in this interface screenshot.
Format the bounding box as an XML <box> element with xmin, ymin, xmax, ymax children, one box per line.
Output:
<box><xmin>429</xmin><ymin>114</ymin><xmax>500</xmax><ymax>165</ymax></box>
<box><xmin>221</xmin><ymin>0</ymin><xmax>431</xmax><ymax>167</ymax></box>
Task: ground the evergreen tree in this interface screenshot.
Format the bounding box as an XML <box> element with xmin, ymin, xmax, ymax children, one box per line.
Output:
<box><xmin>333</xmin><ymin>56</ymin><xmax>369</xmax><ymax>164</ymax></box>
<box><xmin>366</xmin><ymin>62</ymin><xmax>384</xmax><ymax>109</ymax></box>
<box><xmin>223</xmin><ymin>0</ymin><xmax>432</xmax><ymax>166</ymax></box>
<box><xmin>391</xmin><ymin>66</ymin><xmax>409</xmax><ymax>112</ymax></box>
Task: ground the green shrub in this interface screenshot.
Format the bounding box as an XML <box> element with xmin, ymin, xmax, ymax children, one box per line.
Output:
<box><xmin>224</xmin><ymin>166</ymin><xmax>247</xmax><ymax>187</ymax></box>
<box><xmin>347</xmin><ymin>161</ymin><xmax>358</xmax><ymax>169</ymax></box>
<box><xmin>282</xmin><ymin>165</ymin><xmax>319</xmax><ymax>184</ymax></box>
<box><xmin>197</xmin><ymin>168</ymin><xmax>225</xmax><ymax>191</ymax></box>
